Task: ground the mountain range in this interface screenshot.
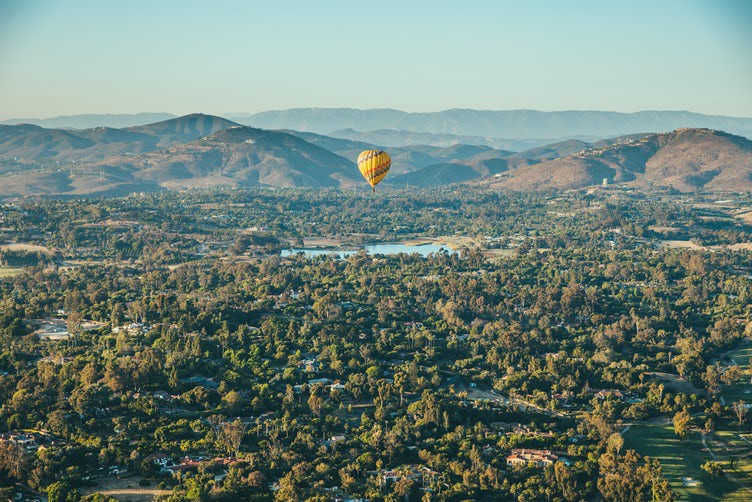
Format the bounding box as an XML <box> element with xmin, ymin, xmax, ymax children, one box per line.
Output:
<box><xmin>231</xmin><ymin>108</ymin><xmax>752</xmax><ymax>141</ymax></box>
<box><xmin>0</xmin><ymin>113</ymin><xmax>750</xmax><ymax>196</ymax></box>
<box><xmin>5</xmin><ymin>109</ymin><xmax>752</xmax><ymax>143</ymax></box>
<box><xmin>0</xmin><ymin>113</ymin><xmax>176</xmax><ymax>129</ymax></box>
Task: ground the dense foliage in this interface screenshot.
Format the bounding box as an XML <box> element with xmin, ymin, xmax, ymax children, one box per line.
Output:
<box><xmin>0</xmin><ymin>187</ymin><xmax>750</xmax><ymax>501</ymax></box>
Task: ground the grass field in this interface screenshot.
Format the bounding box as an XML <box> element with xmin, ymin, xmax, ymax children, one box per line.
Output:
<box><xmin>623</xmin><ymin>339</ymin><xmax>752</xmax><ymax>502</ymax></box>
<box><xmin>623</xmin><ymin>422</ymin><xmax>752</xmax><ymax>501</ymax></box>
<box><xmin>0</xmin><ymin>266</ymin><xmax>23</xmax><ymax>277</ymax></box>
<box><xmin>719</xmin><ymin>344</ymin><xmax>752</xmax><ymax>404</ymax></box>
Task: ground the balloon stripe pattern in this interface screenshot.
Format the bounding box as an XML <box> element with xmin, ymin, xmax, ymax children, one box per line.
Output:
<box><xmin>357</xmin><ymin>149</ymin><xmax>391</xmax><ymax>190</ymax></box>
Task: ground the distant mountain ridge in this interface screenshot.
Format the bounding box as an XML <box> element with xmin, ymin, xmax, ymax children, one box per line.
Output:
<box><xmin>7</xmin><ymin>108</ymin><xmax>751</xmax><ymax>142</ymax></box>
<box><xmin>1</xmin><ymin>112</ymin><xmax>177</xmax><ymax>129</ymax></box>
<box><xmin>233</xmin><ymin>108</ymin><xmax>752</xmax><ymax>140</ymax></box>
<box><xmin>325</xmin><ymin>128</ymin><xmax>572</xmax><ymax>150</ymax></box>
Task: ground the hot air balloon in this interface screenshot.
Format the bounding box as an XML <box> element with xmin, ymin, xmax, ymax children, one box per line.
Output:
<box><xmin>357</xmin><ymin>149</ymin><xmax>391</xmax><ymax>191</ymax></box>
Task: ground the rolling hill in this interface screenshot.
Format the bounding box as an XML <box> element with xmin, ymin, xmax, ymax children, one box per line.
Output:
<box><xmin>484</xmin><ymin>128</ymin><xmax>752</xmax><ymax>192</ymax></box>
<box><xmin>95</xmin><ymin>125</ymin><xmax>360</xmax><ymax>189</ymax></box>
<box><xmin>0</xmin><ymin>116</ymin><xmax>359</xmax><ymax>195</ymax></box>
<box><xmin>0</xmin><ymin>114</ymin><xmax>241</xmax><ymax>164</ymax></box>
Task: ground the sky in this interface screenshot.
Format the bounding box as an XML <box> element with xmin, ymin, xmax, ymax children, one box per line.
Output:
<box><xmin>0</xmin><ymin>0</ymin><xmax>750</xmax><ymax>119</ymax></box>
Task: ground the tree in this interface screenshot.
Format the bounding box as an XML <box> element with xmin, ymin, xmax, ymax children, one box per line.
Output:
<box><xmin>275</xmin><ymin>471</ymin><xmax>300</xmax><ymax>502</ymax></box>
<box><xmin>554</xmin><ymin>461</ymin><xmax>579</xmax><ymax>501</ymax></box>
<box><xmin>47</xmin><ymin>481</ymin><xmax>81</xmax><ymax>502</ymax></box>
<box><xmin>607</xmin><ymin>432</ymin><xmax>625</xmax><ymax>454</ymax></box>
<box><xmin>307</xmin><ymin>393</ymin><xmax>324</xmax><ymax>418</ymax></box>
<box><xmin>0</xmin><ymin>441</ymin><xmax>28</xmax><ymax>480</ymax></box>
<box><xmin>221</xmin><ymin>390</ymin><xmax>243</xmax><ymax>413</ymax></box>
<box><xmin>393</xmin><ymin>474</ymin><xmax>418</xmax><ymax>502</ymax></box>
<box><xmin>703</xmin><ymin>364</ymin><xmax>721</xmax><ymax>397</ymax></box>
<box><xmin>721</xmin><ymin>365</ymin><xmax>741</xmax><ymax>385</ymax></box>
<box><xmin>733</xmin><ymin>400</ymin><xmax>748</xmax><ymax>429</ymax></box>
<box><xmin>221</xmin><ymin>419</ymin><xmax>247</xmax><ymax>458</ymax></box>
<box><xmin>673</xmin><ymin>410</ymin><xmax>691</xmax><ymax>440</ymax></box>
<box><xmin>598</xmin><ymin>450</ymin><xmax>674</xmax><ymax>502</ymax></box>
<box><xmin>700</xmin><ymin>461</ymin><xmax>725</xmax><ymax>478</ymax></box>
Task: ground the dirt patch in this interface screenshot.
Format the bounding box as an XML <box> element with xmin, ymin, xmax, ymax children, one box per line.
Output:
<box><xmin>658</xmin><ymin>240</ymin><xmax>704</xmax><ymax>250</ymax></box>
<box><xmin>403</xmin><ymin>236</ymin><xmax>481</xmax><ymax>251</ymax></box>
<box><xmin>482</xmin><ymin>249</ymin><xmax>515</xmax><ymax>259</ymax></box>
<box><xmin>302</xmin><ymin>236</ymin><xmax>348</xmax><ymax>248</ymax></box>
<box><xmin>735</xmin><ymin>211</ymin><xmax>752</xmax><ymax>224</ymax></box>
<box><xmin>79</xmin><ymin>476</ymin><xmax>169</xmax><ymax>502</ymax></box>
<box><xmin>0</xmin><ymin>242</ymin><xmax>55</xmax><ymax>254</ymax></box>
<box><xmin>645</xmin><ymin>372</ymin><xmax>704</xmax><ymax>395</ymax></box>
<box><xmin>729</xmin><ymin>243</ymin><xmax>752</xmax><ymax>251</ymax></box>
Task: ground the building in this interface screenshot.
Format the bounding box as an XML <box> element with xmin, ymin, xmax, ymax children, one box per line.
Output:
<box><xmin>506</xmin><ymin>449</ymin><xmax>558</xmax><ymax>468</ymax></box>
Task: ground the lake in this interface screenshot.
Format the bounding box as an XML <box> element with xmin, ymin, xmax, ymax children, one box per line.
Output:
<box><xmin>281</xmin><ymin>243</ymin><xmax>452</xmax><ymax>258</ymax></box>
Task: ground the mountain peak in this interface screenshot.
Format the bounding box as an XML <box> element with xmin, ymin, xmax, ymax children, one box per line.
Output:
<box><xmin>124</xmin><ymin>114</ymin><xmax>239</xmax><ymax>147</ymax></box>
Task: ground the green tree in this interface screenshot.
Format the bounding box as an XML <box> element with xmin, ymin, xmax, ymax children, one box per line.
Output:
<box><xmin>672</xmin><ymin>410</ymin><xmax>691</xmax><ymax>440</ymax></box>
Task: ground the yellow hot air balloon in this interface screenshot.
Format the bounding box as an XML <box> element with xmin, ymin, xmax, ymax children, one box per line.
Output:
<box><xmin>357</xmin><ymin>149</ymin><xmax>391</xmax><ymax>191</ymax></box>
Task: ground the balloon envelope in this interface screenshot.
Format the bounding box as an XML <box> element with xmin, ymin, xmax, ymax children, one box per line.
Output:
<box><xmin>357</xmin><ymin>150</ymin><xmax>391</xmax><ymax>190</ymax></box>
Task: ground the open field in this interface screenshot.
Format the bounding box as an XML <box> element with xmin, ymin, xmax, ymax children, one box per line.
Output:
<box><xmin>728</xmin><ymin>243</ymin><xmax>752</xmax><ymax>251</ymax></box>
<box><xmin>79</xmin><ymin>476</ymin><xmax>169</xmax><ymax>502</ymax></box>
<box><xmin>0</xmin><ymin>242</ymin><xmax>55</xmax><ymax>253</ymax></box>
<box><xmin>734</xmin><ymin>211</ymin><xmax>752</xmax><ymax>225</ymax></box>
<box><xmin>720</xmin><ymin>344</ymin><xmax>752</xmax><ymax>409</ymax></box>
<box><xmin>658</xmin><ymin>240</ymin><xmax>705</xmax><ymax>250</ymax></box>
<box><xmin>0</xmin><ymin>266</ymin><xmax>23</xmax><ymax>277</ymax></box>
<box><xmin>625</xmin><ymin>343</ymin><xmax>752</xmax><ymax>501</ymax></box>
<box><xmin>653</xmin><ymin>239</ymin><xmax>752</xmax><ymax>252</ymax></box>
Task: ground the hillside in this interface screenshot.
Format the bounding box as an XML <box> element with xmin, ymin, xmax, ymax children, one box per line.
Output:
<box><xmin>106</xmin><ymin>126</ymin><xmax>360</xmax><ymax>189</ymax></box>
<box><xmin>485</xmin><ymin>128</ymin><xmax>752</xmax><ymax>192</ymax></box>
<box><xmin>0</xmin><ymin>114</ymin><xmax>240</xmax><ymax>164</ymax></box>
<box><xmin>282</xmin><ymin>130</ymin><xmax>512</xmax><ymax>174</ymax></box>
<box><xmin>0</xmin><ymin>116</ymin><xmax>359</xmax><ymax>196</ymax></box>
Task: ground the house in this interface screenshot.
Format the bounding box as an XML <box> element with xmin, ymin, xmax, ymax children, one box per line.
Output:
<box><xmin>308</xmin><ymin>377</ymin><xmax>332</xmax><ymax>386</ymax></box>
<box><xmin>594</xmin><ymin>389</ymin><xmax>627</xmax><ymax>401</ymax></box>
<box><xmin>147</xmin><ymin>453</ymin><xmax>172</xmax><ymax>468</ymax></box>
<box><xmin>153</xmin><ymin>390</ymin><xmax>172</xmax><ymax>401</ymax></box>
<box><xmin>506</xmin><ymin>449</ymin><xmax>558</xmax><ymax>468</ymax></box>
<box><xmin>162</xmin><ymin>457</ymin><xmax>201</xmax><ymax>475</ymax></box>
<box><xmin>297</xmin><ymin>357</ymin><xmax>321</xmax><ymax>373</ymax></box>
<box><xmin>1</xmin><ymin>433</ymin><xmax>38</xmax><ymax>451</ymax></box>
<box><xmin>378</xmin><ymin>465</ymin><xmax>438</xmax><ymax>488</ymax></box>
<box><xmin>321</xmin><ymin>434</ymin><xmax>347</xmax><ymax>448</ymax></box>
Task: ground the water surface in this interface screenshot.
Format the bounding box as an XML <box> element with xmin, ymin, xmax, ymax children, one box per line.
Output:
<box><xmin>281</xmin><ymin>243</ymin><xmax>451</xmax><ymax>258</ymax></box>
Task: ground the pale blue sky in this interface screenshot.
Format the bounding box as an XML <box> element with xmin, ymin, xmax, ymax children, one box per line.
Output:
<box><xmin>0</xmin><ymin>0</ymin><xmax>750</xmax><ymax>119</ymax></box>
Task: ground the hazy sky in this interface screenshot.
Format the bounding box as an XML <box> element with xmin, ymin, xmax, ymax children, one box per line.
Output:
<box><xmin>0</xmin><ymin>0</ymin><xmax>750</xmax><ymax>119</ymax></box>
